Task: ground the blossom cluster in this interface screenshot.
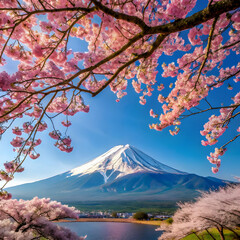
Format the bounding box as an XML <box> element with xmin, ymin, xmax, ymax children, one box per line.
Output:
<box><xmin>0</xmin><ymin>197</ymin><xmax>85</xmax><ymax>239</ymax></box>
<box><xmin>159</xmin><ymin>185</ymin><xmax>240</xmax><ymax>240</ymax></box>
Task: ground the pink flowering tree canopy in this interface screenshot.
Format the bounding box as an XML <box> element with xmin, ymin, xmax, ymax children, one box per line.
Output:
<box><xmin>0</xmin><ymin>0</ymin><xmax>239</xmax><ymax>197</ymax></box>
<box><xmin>158</xmin><ymin>184</ymin><xmax>240</xmax><ymax>240</ymax></box>
<box><xmin>0</xmin><ymin>197</ymin><xmax>85</xmax><ymax>239</ymax></box>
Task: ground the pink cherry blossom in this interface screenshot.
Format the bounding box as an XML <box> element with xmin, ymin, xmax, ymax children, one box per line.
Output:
<box><xmin>150</xmin><ymin>109</ymin><xmax>158</xmax><ymax>118</ymax></box>
<box><xmin>12</xmin><ymin>127</ymin><xmax>22</xmax><ymax>136</ymax></box>
<box><xmin>211</xmin><ymin>167</ymin><xmax>219</xmax><ymax>174</ymax></box>
<box><xmin>0</xmin><ymin>197</ymin><xmax>85</xmax><ymax>239</ymax></box>
<box><xmin>23</xmin><ymin>122</ymin><xmax>34</xmax><ymax>134</ymax></box>
<box><xmin>29</xmin><ymin>152</ymin><xmax>40</xmax><ymax>159</ymax></box>
<box><xmin>49</xmin><ymin>131</ymin><xmax>60</xmax><ymax>140</ymax></box>
<box><xmin>4</xmin><ymin>161</ymin><xmax>24</xmax><ymax>173</ymax></box>
<box><xmin>62</xmin><ymin>121</ymin><xmax>72</xmax><ymax>127</ymax></box>
<box><xmin>37</xmin><ymin>122</ymin><xmax>48</xmax><ymax>132</ymax></box>
<box><xmin>159</xmin><ymin>185</ymin><xmax>240</xmax><ymax>239</ymax></box>
<box><xmin>10</xmin><ymin>137</ymin><xmax>24</xmax><ymax>148</ymax></box>
<box><xmin>0</xmin><ymin>191</ymin><xmax>12</xmax><ymax>200</ymax></box>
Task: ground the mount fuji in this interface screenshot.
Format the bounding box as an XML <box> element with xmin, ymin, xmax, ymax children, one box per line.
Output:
<box><xmin>8</xmin><ymin>144</ymin><xmax>228</xmax><ymax>201</ymax></box>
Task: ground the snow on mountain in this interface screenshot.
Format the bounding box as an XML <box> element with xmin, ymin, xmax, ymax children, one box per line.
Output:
<box><xmin>70</xmin><ymin>144</ymin><xmax>183</xmax><ymax>183</ymax></box>
<box><xmin>7</xmin><ymin>144</ymin><xmax>229</xmax><ymax>202</ymax></box>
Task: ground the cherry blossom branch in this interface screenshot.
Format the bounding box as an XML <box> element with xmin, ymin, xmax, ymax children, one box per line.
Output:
<box><xmin>149</xmin><ymin>0</ymin><xmax>240</xmax><ymax>34</ymax></box>
<box><xmin>195</xmin><ymin>16</ymin><xmax>219</xmax><ymax>86</ymax></box>
<box><xmin>181</xmin><ymin>104</ymin><xmax>240</xmax><ymax>118</ymax></box>
<box><xmin>221</xmin><ymin>133</ymin><xmax>240</xmax><ymax>149</ymax></box>
<box><xmin>92</xmin><ymin>0</ymin><xmax>149</xmax><ymax>31</ymax></box>
<box><xmin>0</xmin><ymin>92</ymin><xmax>57</xmax><ymax>191</ymax></box>
<box><xmin>92</xmin><ymin>33</ymin><xmax>168</xmax><ymax>96</ymax></box>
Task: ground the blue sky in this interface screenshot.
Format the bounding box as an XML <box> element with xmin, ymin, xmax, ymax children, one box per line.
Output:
<box><xmin>0</xmin><ymin>1</ymin><xmax>240</xmax><ymax>187</ymax></box>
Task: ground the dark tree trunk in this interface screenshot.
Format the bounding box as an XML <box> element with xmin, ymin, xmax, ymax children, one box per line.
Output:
<box><xmin>15</xmin><ymin>222</ymin><xmax>26</xmax><ymax>232</ymax></box>
<box><xmin>217</xmin><ymin>226</ymin><xmax>225</xmax><ymax>240</ymax></box>
<box><xmin>225</xmin><ymin>227</ymin><xmax>240</xmax><ymax>240</ymax></box>
<box><xmin>206</xmin><ymin>229</ymin><xmax>216</xmax><ymax>240</ymax></box>
<box><xmin>193</xmin><ymin>232</ymin><xmax>202</xmax><ymax>240</ymax></box>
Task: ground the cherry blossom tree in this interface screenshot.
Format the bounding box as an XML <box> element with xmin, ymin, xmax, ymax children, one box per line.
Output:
<box><xmin>158</xmin><ymin>184</ymin><xmax>240</xmax><ymax>240</ymax></box>
<box><xmin>0</xmin><ymin>0</ymin><xmax>239</xmax><ymax>197</ymax></box>
<box><xmin>0</xmin><ymin>197</ymin><xmax>85</xmax><ymax>239</ymax></box>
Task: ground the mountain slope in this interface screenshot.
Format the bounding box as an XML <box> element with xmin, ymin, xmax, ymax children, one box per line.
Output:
<box><xmin>69</xmin><ymin>144</ymin><xmax>183</xmax><ymax>182</ymax></box>
<box><xmin>7</xmin><ymin>144</ymin><xmax>228</xmax><ymax>201</ymax></box>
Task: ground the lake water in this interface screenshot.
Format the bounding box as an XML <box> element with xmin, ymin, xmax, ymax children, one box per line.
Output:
<box><xmin>57</xmin><ymin>222</ymin><xmax>162</xmax><ymax>240</ymax></box>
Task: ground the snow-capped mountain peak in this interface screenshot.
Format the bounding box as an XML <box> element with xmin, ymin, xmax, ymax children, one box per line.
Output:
<box><xmin>8</xmin><ymin>144</ymin><xmax>228</xmax><ymax>202</ymax></box>
<box><xmin>70</xmin><ymin>144</ymin><xmax>183</xmax><ymax>183</ymax></box>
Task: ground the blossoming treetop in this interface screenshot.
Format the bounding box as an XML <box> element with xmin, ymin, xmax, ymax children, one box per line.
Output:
<box><xmin>0</xmin><ymin>0</ymin><xmax>239</xmax><ymax>196</ymax></box>
<box><xmin>159</xmin><ymin>184</ymin><xmax>240</xmax><ymax>240</ymax></box>
<box><xmin>0</xmin><ymin>197</ymin><xmax>85</xmax><ymax>239</ymax></box>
